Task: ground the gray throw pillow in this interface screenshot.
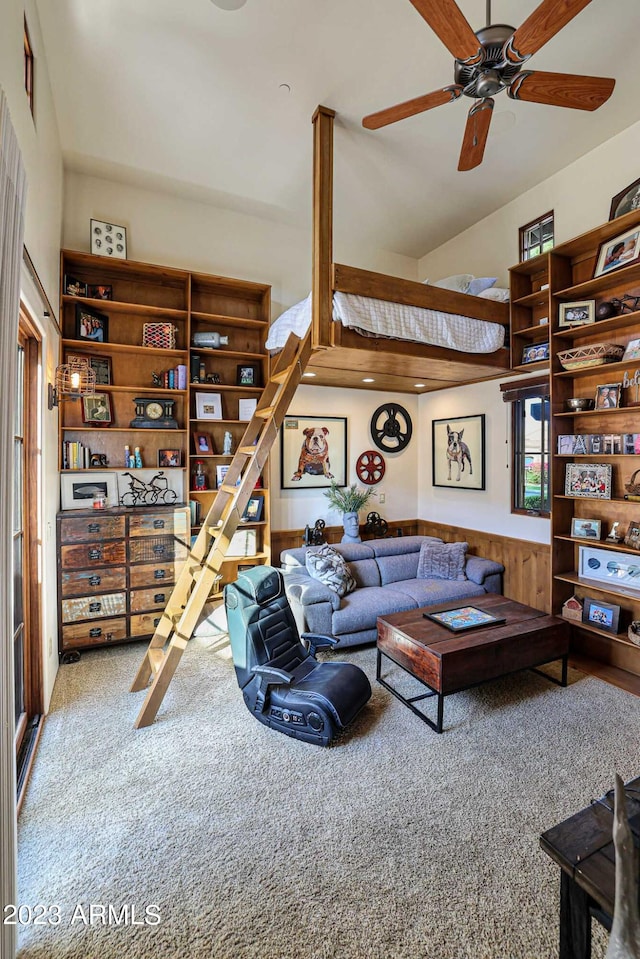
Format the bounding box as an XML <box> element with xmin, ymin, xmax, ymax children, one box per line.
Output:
<box><xmin>305</xmin><ymin>544</ymin><xmax>356</xmax><ymax>598</ymax></box>
<box><xmin>417</xmin><ymin>542</ymin><xmax>468</xmax><ymax>581</ymax></box>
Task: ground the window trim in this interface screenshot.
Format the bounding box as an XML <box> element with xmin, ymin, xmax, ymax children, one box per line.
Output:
<box><xmin>519</xmin><ymin>210</ymin><xmax>554</xmax><ymax>262</ymax></box>
<box><xmin>501</xmin><ymin>375</ymin><xmax>551</xmax><ymax>518</ymax></box>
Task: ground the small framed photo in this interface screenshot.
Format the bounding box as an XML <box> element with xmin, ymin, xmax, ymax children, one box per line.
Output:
<box><xmin>90</xmin><ymin>219</ymin><xmax>127</xmax><ymax>259</ymax></box>
<box><xmin>565</xmin><ymin>462</ymin><xmax>612</xmax><ymax>499</ymax></box>
<box><xmin>558</xmin><ymin>300</ymin><xmax>595</xmax><ymax>328</ymax></box>
<box><xmin>594</xmin><ymin>225</ymin><xmax>640</xmax><ymax>277</ymax></box>
<box><xmin>582</xmin><ymin>596</ymin><xmax>620</xmax><ymax>635</ymax></box>
<box><xmin>60</xmin><ymin>471</ymin><xmax>118</xmax><ymax>511</ymax></box>
<box><xmin>609</xmin><ymin>177</ymin><xmax>640</xmax><ymax>220</ymax></box>
<box><xmin>622</xmin><ymin>338</ymin><xmax>640</xmax><ymax>361</ymax></box>
<box><xmin>521</xmin><ymin>342</ymin><xmax>549</xmax><ymax>365</ymax></box>
<box><xmin>624</xmin><ymin>521</ymin><xmax>640</xmax><ymax>550</ymax></box>
<box><xmin>66</xmin><ymin>352</ymin><xmax>112</xmax><ymax>386</ymax></box>
<box><xmin>193</xmin><ymin>432</ymin><xmax>214</xmax><ymax>455</ymax></box>
<box><xmin>595</xmin><ymin>383</ymin><xmax>621</xmax><ymax>409</ymax></box>
<box><xmin>158</xmin><ymin>449</ymin><xmax>182</xmax><ymax>468</ymax></box>
<box><xmin>571</xmin><ymin>518</ymin><xmax>601</xmax><ymax>540</ymax></box>
<box><xmin>236</xmin><ymin>363</ymin><xmax>261</xmax><ymax>387</ymax></box>
<box><xmin>64</xmin><ymin>274</ymin><xmax>87</xmax><ymax>297</ymax></box>
<box><xmin>88</xmin><ymin>284</ymin><xmax>113</xmax><ymax>300</ymax></box>
<box><xmin>75</xmin><ymin>303</ymin><xmax>109</xmax><ymax>343</ymax></box>
<box><xmin>195</xmin><ymin>392</ymin><xmax>222</xmax><ymax>421</ymax></box>
<box><xmin>242</xmin><ymin>494</ymin><xmax>264</xmax><ymax>523</ymax></box>
<box><xmin>81</xmin><ymin>392</ymin><xmax>112</xmax><ymax>425</ymax></box>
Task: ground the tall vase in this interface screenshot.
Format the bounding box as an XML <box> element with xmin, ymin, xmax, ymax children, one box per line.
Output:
<box><xmin>341</xmin><ymin>511</ymin><xmax>361</xmax><ymax>543</ymax></box>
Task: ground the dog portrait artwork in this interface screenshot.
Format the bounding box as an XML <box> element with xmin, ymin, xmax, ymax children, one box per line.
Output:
<box><xmin>281</xmin><ymin>416</ymin><xmax>347</xmax><ymax>490</ymax></box>
<box><xmin>432</xmin><ymin>415</ymin><xmax>485</xmax><ymax>491</ymax></box>
<box><xmin>292</xmin><ymin>427</ymin><xmax>334</xmax><ymax>481</ymax></box>
<box><xmin>446</xmin><ymin>425</ymin><xmax>472</xmax><ymax>482</ymax></box>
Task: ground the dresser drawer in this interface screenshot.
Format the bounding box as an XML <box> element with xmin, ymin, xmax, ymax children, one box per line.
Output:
<box><xmin>129</xmin><ymin>562</ymin><xmax>176</xmax><ymax>588</ymax></box>
<box><xmin>128</xmin><ymin>536</ymin><xmax>187</xmax><ymax>564</ymax></box>
<box><xmin>60</xmin><ymin>567</ymin><xmax>126</xmax><ymax>598</ymax></box>
<box><xmin>60</xmin><ymin>541</ymin><xmax>126</xmax><ymax>569</ymax></box>
<box><xmin>59</xmin><ymin>514</ymin><xmax>125</xmax><ymax>544</ymax></box>
<box><xmin>130</xmin><ymin>586</ymin><xmax>171</xmax><ymax>613</ymax></box>
<box><xmin>130</xmin><ymin>611</ymin><xmax>165</xmax><ymax>636</ymax></box>
<box><xmin>61</xmin><ymin>617</ymin><xmax>128</xmax><ymax>650</ymax></box>
<box><xmin>61</xmin><ymin>592</ymin><xmax>127</xmax><ymax>624</ymax></box>
<box><xmin>129</xmin><ymin>511</ymin><xmax>188</xmax><ymax>537</ymax></box>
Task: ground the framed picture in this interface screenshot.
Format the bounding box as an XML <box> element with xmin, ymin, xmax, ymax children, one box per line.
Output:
<box><xmin>593</xmin><ymin>225</ymin><xmax>640</xmax><ymax>277</ymax></box>
<box><xmin>582</xmin><ymin>596</ymin><xmax>621</xmax><ymax>635</ymax></box>
<box><xmin>571</xmin><ymin>518</ymin><xmax>602</xmax><ymax>540</ymax></box>
<box><xmin>66</xmin><ymin>352</ymin><xmax>112</xmax><ymax>386</ymax></box>
<box><xmin>64</xmin><ymin>274</ymin><xmax>87</xmax><ymax>297</ymax></box>
<box><xmin>236</xmin><ymin>363</ymin><xmax>261</xmax><ymax>387</ymax></box>
<box><xmin>90</xmin><ymin>218</ymin><xmax>127</xmax><ymax>259</ymax></box>
<box><xmin>60</xmin><ymin>471</ymin><xmax>118</xmax><ymax>511</ymax></box>
<box><xmin>624</xmin><ymin>521</ymin><xmax>640</xmax><ymax>550</ymax></box>
<box><xmin>622</xmin><ymin>338</ymin><xmax>640</xmax><ymax>361</ymax></box>
<box><xmin>87</xmin><ymin>284</ymin><xmax>113</xmax><ymax>300</ymax></box>
<box><xmin>195</xmin><ymin>392</ymin><xmax>222</xmax><ymax>420</ymax></box>
<box><xmin>423</xmin><ymin>606</ymin><xmax>506</xmax><ymax>632</ymax></box>
<box><xmin>558</xmin><ymin>300</ymin><xmax>596</xmax><ymax>328</ymax></box>
<box><xmin>158</xmin><ymin>449</ymin><xmax>182</xmax><ymax>467</ymax></box>
<box><xmin>281</xmin><ymin>415</ymin><xmax>347</xmax><ymax>490</ymax></box>
<box><xmin>242</xmin><ymin>494</ymin><xmax>264</xmax><ymax>523</ymax></box>
<box><xmin>564</xmin><ymin>463</ymin><xmax>612</xmax><ymax>499</ymax></box>
<box><xmin>579</xmin><ymin>545</ymin><xmax>640</xmax><ymax>593</ymax></box>
<box><xmin>521</xmin><ymin>342</ymin><xmax>549</xmax><ymax>364</ymax></box>
<box><xmin>595</xmin><ymin>383</ymin><xmax>622</xmax><ymax>409</ymax></box>
<box><xmin>192</xmin><ymin>431</ymin><xmax>214</xmax><ymax>455</ymax></box>
<box><xmin>238</xmin><ymin>398</ymin><xmax>257</xmax><ymax>421</ymax></box>
<box><xmin>609</xmin><ymin>177</ymin><xmax>640</xmax><ymax>220</ymax></box>
<box><xmin>432</xmin><ymin>414</ymin><xmax>485</xmax><ymax>491</ymax></box>
<box><xmin>81</xmin><ymin>392</ymin><xmax>112</xmax><ymax>425</ymax></box>
<box><xmin>75</xmin><ymin>303</ymin><xmax>109</xmax><ymax>343</ymax></box>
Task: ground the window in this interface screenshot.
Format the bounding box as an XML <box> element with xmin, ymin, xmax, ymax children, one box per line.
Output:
<box><xmin>501</xmin><ymin>376</ymin><xmax>550</xmax><ymax>516</ymax></box>
<box><xmin>24</xmin><ymin>17</ymin><xmax>34</xmax><ymax>116</ymax></box>
<box><xmin>519</xmin><ymin>211</ymin><xmax>554</xmax><ymax>262</ymax></box>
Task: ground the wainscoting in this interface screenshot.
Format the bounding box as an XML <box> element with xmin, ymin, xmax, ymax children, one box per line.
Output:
<box><xmin>271</xmin><ymin>520</ymin><xmax>551</xmax><ymax>612</ymax></box>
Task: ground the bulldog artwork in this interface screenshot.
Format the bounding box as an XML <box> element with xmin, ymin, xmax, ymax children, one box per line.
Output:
<box><xmin>281</xmin><ymin>416</ymin><xmax>347</xmax><ymax>490</ymax></box>
<box><xmin>292</xmin><ymin>427</ymin><xmax>334</xmax><ymax>481</ymax></box>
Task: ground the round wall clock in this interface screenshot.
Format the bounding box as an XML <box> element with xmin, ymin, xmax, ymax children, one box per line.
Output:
<box><xmin>370</xmin><ymin>404</ymin><xmax>412</xmax><ymax>453</ymax></box>
<box><xmin>130</xmin><ymin>397</ymin><xmax>179</xmax><ymax>429</ymax></box>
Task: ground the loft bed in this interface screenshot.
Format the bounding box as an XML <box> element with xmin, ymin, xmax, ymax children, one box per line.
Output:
<box><xmin>273</xmin><ymin>106</ymin><xmax>511</xmax><ymax>394</ymax></box>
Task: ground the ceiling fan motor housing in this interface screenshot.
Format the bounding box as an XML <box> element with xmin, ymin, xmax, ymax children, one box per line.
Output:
<box><xmin>454</xmin><ymin>24</ymin><xmax>521</xmax><ymax>99</ymax></box>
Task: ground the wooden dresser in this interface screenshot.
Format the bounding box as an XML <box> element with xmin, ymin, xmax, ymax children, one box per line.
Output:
<box><xmin>57</xmin><ymin>505</ymin><xmax>189</xmax><ymax>661</ymax></box>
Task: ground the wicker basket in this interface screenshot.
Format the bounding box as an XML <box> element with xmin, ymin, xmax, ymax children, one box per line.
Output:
<box><xmin>142</xmin><ymin>323</ymin><xmax>177</xmax><ymax>350</ymax></box>
<box><xmin>625</xmin><ymin>470</ymin><xmax>640</xmax><ymax>495</ymax></box>
<box><xmin>557</xmin><ymin>342</ymin><xmax>624</xmax><ymax>370</ymax></box>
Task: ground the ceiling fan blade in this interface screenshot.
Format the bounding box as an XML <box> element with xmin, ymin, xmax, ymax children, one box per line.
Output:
<box><xmin>408</xmin><ymin>0</ymin><xmax>483</xmax><ymax>64</ymax></box>
<box><xmin>362</xmin><ymin>85</ymin><xmax>462</xmax><ymax>130</ymax></box>
<box><xmin>508</xmin><ymin>71</ymin><xmax>615</xmax><ymax>110</ymax></box>
<box><xmin>458</xmin><ymin>98</ymin><xmax>493</xmax><ymax>172</ymax></box>
<box><xmin>504</xmin><ymin>0</ymin><xmax>593</xmax><ymax>64</ymax></box>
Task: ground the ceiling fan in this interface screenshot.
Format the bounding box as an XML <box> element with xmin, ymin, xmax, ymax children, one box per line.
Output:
<box><xmin>362</xmin><ymin>0</ymin><xmax>615</xmax><ymax>171</ymax></box>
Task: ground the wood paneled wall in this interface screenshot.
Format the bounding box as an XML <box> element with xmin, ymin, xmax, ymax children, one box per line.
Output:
<box><xmin>271</xmin><ymin>520</ymin><xmax>550</xmax><ymax>612</ymax></box>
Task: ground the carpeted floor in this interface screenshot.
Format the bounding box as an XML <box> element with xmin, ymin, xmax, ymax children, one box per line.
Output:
<box><xmin>17</xmin><ymin>639</ymin><xmax>639</xmax><ymax>959</ymax></box>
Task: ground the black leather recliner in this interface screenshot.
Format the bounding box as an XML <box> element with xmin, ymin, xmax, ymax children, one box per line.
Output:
<box><xmin>224</xmin><ymin>565</ymin><xmax>371</xmax><ymax>746</ymax></box>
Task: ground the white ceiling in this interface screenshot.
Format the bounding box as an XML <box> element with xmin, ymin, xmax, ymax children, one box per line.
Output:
<box><xmin>35</xmin><ymin>0</ymin><xmax>640</xmax><ymax>259</ymax></box>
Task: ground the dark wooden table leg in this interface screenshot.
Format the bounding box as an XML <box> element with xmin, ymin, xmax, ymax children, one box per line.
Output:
<box><xmin>561</xmin><ymin>655</ymin><xmax>568</xmax><ymax>687</ymax></box>
<box><xmin>559</xmin><ymin>870</ymin><xmax>592</xmax><ymax>959</ymax></box>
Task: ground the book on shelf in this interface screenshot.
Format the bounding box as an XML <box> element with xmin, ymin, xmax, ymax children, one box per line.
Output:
<box><xmin>62</xmin><ymin>440</ymin><xmax>91</xmax><ymax>470</ymax></box>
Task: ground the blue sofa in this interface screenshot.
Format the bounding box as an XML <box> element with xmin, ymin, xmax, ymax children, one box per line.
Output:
<box><xmin>280</xmin><ymin>535</ymin><xmax>504</xmax><ymax>648</ymax></box>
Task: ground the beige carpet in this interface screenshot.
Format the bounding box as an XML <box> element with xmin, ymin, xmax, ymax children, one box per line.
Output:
<box><xmin>17</xmin><ymin>639</ymin><xmax>639</xmax><ymax>959</ymax></box>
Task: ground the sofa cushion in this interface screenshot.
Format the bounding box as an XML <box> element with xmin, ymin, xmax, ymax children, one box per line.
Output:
<box><xmin>332</xmin><ymin>586</ymin><xmax>417</xmax><ymax>636</ymax></box>
<box><xmin>305</xmin><ymin>544</ymin><xmax>356</xmax><ymax>598</ymax></box>
<box><xmin>390</xmin><ymin>578</ymin><xmax>485</xmax><ymax>607</ymax></box>
<box><xmin>417</xmin><ymin>542</ymin><xmax>468</xmax><ymax>581</ymax></box>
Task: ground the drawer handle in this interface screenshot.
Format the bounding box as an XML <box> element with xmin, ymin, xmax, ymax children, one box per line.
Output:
<box><xmin>89</xmin><ymin>602</ymin><xmax>102</xmax><ymax>613</ymax></box>
<box><xmin>89</xmin><ymin>627</ymin><xmax>102</xmax><ymax>638</ymax></box>
<box><xmin>154</xmin><ymin>593</ymin><xmax>166</xmax><ymax>604</ymax></box>
<box><xmin>105</xmin><ymin>632</ymin><xmax>114</xmax><ymax>642</ymax></box>
<box><xmin>153</xmin><ymin>519</ymin><xmax>165</xmax><ymax>529</ymax></box>
<box><xmin>88</xmin><ymin>547</ymin><xmax>103</xmax><ymax>561</ymax></box>
<box><xmin>152</xmin><ymin>544</ymin><xmax>166</xmax><ymax>555</ymax></box>
<box><xmin>89</xmin><ymin>575</ymin><xmax>101</xmax><ymax>587</ymax></box>
<box><xmin>154</xmin><ymin>569</ymin><xmax>166</xmax><ymax>580</ymax></box>
<box><xmin>153</xmin><ymin>617</ymin><xmax>161</xmax><ymax>627</ymax></box>
<box><xmin>87</xmin><ymin>523</ymin><xmax>100</xmax><ymax>533</ymax></box>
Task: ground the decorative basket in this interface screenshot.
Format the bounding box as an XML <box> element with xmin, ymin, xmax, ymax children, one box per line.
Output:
<box><xmin>142</xmin><ymin>323</ymin><xmax>177</xmax><ymax>350</ymax></box>
<box><xmin>557</xmin><ymin>342</ymin><xmax>624</xmax><ymax>371</ymax></box>
<box><xmin>624</xmin><ymin>470</ymin><xmax>640</xmax><ymax>495</ymax></box>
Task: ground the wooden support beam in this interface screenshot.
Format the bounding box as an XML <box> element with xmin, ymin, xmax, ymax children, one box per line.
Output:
<box><xmin>312</xmin><ymin>105</ymin><xmax>335</xmax><ymax>351</ymax></box>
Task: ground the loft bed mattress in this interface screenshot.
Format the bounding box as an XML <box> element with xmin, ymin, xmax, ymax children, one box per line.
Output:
<box><xmin>266</xmin><ymin>291</ymin><xmax>506</xmax><ymax>354</ymax></box>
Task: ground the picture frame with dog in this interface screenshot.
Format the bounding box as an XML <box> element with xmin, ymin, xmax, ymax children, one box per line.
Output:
<box><xmin>280</xmin><ymin>415</ymin><xmax>347</xmax><ymax>490</ymax></box>
<box><xmin>432</xmin><ymin>414</ymin><xmax>486</xmax><ymax>491</ymax></box>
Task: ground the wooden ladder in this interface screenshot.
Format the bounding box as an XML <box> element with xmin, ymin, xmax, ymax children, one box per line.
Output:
<box><xmin>130</xmin><ymin>331</ymin><xmax>312</xmax><ymax>728</ymax></box>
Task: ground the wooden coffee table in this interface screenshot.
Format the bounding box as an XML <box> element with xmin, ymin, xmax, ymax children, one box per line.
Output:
<box><xmin>377</xmin><ymin>594</ymin><xmax>570</xmax><ymax>732</ymax></box>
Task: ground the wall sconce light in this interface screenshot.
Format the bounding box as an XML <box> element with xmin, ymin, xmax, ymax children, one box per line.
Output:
<box><xmin>48</xmin><ymin>357</ymin><xmax>96</xmax><ymax>409</ymax></box>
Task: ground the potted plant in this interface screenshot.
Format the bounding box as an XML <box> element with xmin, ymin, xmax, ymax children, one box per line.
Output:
<box><xmin>323</xmin><ymin>481</ymin><xmax>377</xmax><ymax>543</ymax></box>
